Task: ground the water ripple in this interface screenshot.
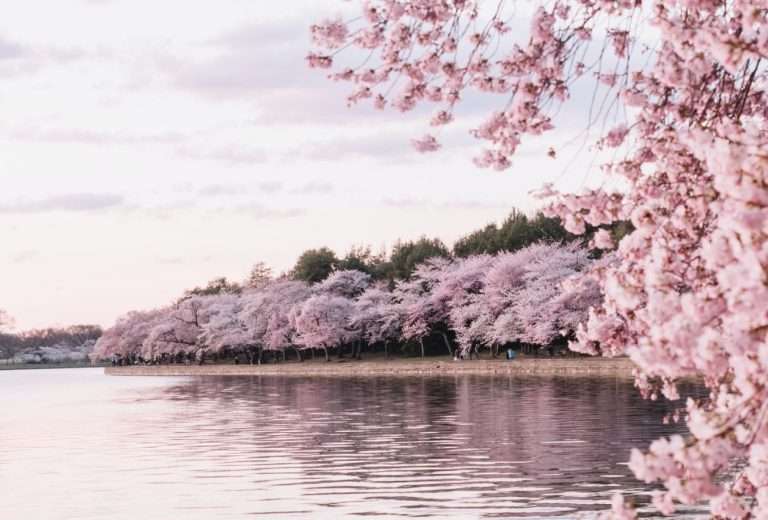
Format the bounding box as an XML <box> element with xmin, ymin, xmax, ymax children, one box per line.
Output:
<box><xmin>0</xmin><ymin>368</ymin><xmax>707</xmax><ymax>519</ymax></box>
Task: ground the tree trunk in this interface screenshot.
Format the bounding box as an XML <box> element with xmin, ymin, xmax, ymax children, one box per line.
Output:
<box><xmin>419</xmin><ymin>338</ymin><xmax>425</xmax><ymax>358</ymax></box>
<box><xmin>384</xmin><ymin>341</ymin><xmax>389</xmax><ymax>358</ymax></box>
<box><xmin>294</xmin><ymin>347</ymin><xmax>303</xmax><ymax>362</ymax></box>
<box><xmin>323</xmin><ymin>347</ymin><xmax>329</xmax><ymax>362</ymax></box>
<box><xmin>440</xmin><ymin>332</ymin><xmax>452</xmax><ymax>357</ymax></box>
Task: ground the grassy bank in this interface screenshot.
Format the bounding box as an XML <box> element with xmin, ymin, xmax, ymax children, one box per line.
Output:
<box><xmin>105</xmin><ymin>355</ymin><xmax>634</xmax><ymax>378</ymax></box>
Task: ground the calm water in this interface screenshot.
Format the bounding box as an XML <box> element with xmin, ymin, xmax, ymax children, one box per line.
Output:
<box><xmin>0</xmin><ymin>368</ymin><xmax>704</xmax><ymax>519</ymax></box>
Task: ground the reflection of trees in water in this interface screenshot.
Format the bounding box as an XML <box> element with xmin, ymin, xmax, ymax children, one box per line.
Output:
<box><xmin>156</xmin><ymin>376</ymin><xmax>696</xmax><ymax>517</ymax></box>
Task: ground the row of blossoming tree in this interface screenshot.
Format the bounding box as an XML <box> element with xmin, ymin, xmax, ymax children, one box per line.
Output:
<box><xmin>307</xmin><ymin>0</ymin><xmax>768</xmax><ymax>517</ymax></box>
<box><xmin>93</xmin><ymin>241</ymin><xmax>601</xmax><ymax>364</ymax></box>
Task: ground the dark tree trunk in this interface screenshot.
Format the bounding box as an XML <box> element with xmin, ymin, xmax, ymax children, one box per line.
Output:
<box><xmin>440</xmin><ymin>332</ymin><xmax>452</xmax><ymax>356</ymax></box>
<box><xmin>419</xmin><ymin>338</ymin><xmax>425</xmax><ymax>358</ymax></box>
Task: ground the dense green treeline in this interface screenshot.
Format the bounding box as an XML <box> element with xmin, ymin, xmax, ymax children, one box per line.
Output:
<box><xmin>291</xmin><ymin>210</ymin><xmax>578</xmax><ymax>284</ymax></box>
<box><xmin>185</xmin><ymin>209</ymin><xmax>631</xmax><ymax>295</ymax></box>
<box><xmin>453</xmin><ymin>210</ymin><xmax>572</xmax><ymax>257</ymax></box>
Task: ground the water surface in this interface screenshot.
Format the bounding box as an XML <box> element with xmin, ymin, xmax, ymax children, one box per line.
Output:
<box><xmin>0</xmin><ymin>368</ymin><xmax>703</xmax><ymax>519</ymax></box>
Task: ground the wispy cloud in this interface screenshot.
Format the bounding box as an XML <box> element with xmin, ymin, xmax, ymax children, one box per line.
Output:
<box><xmin>165</xmin><ymin>18</ymin><xmax>318</xmax><ymax>99</ymax></box>
<box><xmin>0</xmin><ymin>193</ymin><xmax>125</xmax><ymax>214</ymax></box>
<box><xmin>210</xmin><ymin>20</ymin><xmax>307</xmax><ymax>50</ymax></box>
<box><xmin>382</xmin><ymin>197</ymin><xmax>510</xmax><ymax>211</ymax></box>
<box><xmin>0</xmin><ymin>37</ymin><xmax>25</xmax><ymax>60</ymax></box>
<box><xmin>177</xmin><ymin>145</ymin><xmax>268</xmax><ymax>164</ymax></box>
<box><xmin>230</xmin><ymin>204</ymin><xmax>307</xmax><ymax>220</ymax></box>
<box><xmin>198</xmin><ymin>184</ymin><xmax>245</xmax><ymax>197</ymax></box>
<box><xmin>298</xmin><ymin>133</ymin><xmax>418</xmax><ymax>163</ymax></box>
<box><xmin>198</xmin><ymin>182</ymin><xmax>283</xmax><ymax>197</ymax></box>
<box><xmin>9</xmin><ymin>250</ymin><xmax>40</xmax><ymax>264</ymax></box>
<box><xmin>7</xmin><ymin>127</ymin><xmax>185</xmax><ymax>145</ymax></box>
<box><xmin>257</xmin><ymin>181</ymin><xmax>283</xmax><ymax>193</ymax></box>
<box><xmin>290</xmin><ymin>181</ymin><xmax>334</xmax><ymax>195</ymax></box>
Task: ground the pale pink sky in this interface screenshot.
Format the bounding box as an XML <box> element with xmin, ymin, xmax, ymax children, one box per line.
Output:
<box><xmin>0</xmin><ymin>0</ymin><xmax>600</xmax><ymax>330</ymax></box>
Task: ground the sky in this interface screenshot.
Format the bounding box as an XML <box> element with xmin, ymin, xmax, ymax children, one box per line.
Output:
<box><xmin>0</xmin><ymin>0</ymin><xmax>606</xmax><ymax>330</ymax></box>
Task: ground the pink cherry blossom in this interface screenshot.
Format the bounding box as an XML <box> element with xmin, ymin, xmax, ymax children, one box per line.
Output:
<box><xmin>412</xmin><ymin>134</ymin><xmax>441</xmax><ymax>152</ymax></box>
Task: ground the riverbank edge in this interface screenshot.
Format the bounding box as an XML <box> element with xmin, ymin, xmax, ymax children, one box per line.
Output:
<box><xmin>104</xmin><ymin>356</ymin><xmax>635</xmax><ymax>378</ymax></box>
<box><xmin>1</xmin><ymin>362</ymin><xmax>107</xmax><ymax>371</ymax></box>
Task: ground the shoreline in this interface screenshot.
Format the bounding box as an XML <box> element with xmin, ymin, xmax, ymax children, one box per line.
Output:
<box><xmin>1</xmin><ymin>362</ymin><xmax>105</xmax><ymax>371</ymax></box>
<box><xmin>104</xmin><ymin>356</ymin><xmax>635</xmax><ymax>378</ymax></box>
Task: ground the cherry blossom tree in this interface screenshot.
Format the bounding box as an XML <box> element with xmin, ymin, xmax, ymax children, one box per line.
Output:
<box><xmin>479</xmin><ymin>243</ymin><xmax>553</xmax><ymax>353</ymax></box>
<box><xmin>293</xmin><ymin>294</ymin><xmax>357</xmax><ymax>361</ymax></box>
<box><xmin>435</xmin><ymin>254</ymin><xmax>495</xmax><ymax>357</ymax></box>
<box><xmin>198</xmin><ymin>294</ymin><xmax>250</xmax><ymax>354</ymax></box>
<box><xmin>350</xmin><ymin>285</ymin><xmax>402</xmax><ymax>356</ymax></box>
<box><xmin>396</xmin><ymin>257</ymin><xmax>455</xmax><ymax>357</ymax></box>
<box><xmin>313</xmin><ymin>269</ymin><xmax>372</xmax><ymax>357</ymax></box>
<box><xmin>142</xmin><ymin>297</ymin><xmax>211</xmax><ymax>361</ymax></box>
<box><xmin>238</xmin><ymin>288</ymin><xmax>274</xmax><ymax>363</ymax></box>
<box><xmin>240</xmin><ymin>280</ymin><xmax>311</xmax><ymax>363</ymax></box>
<box><xmin>93</xmin><ymin>309</ymin><xmax>164</xmax><ymax>361</ymax></box>
<box><xmin>315</xmin><ymin>269</ymin><xmax>371</xmax><ymax>298</ymax></box>
<box><xmin>310</xmin><ymin>0</ymin><xmax>768</xmax><ymax>516</ymax></box>
<box><xmin>263</xmin><ymin>281</ymin><xmax>313</xmax><ymax>361</ymax></box>
<box><xmin>504</xmin><ymin>242</ymin><xmax>596</xmax><ymax>347</ymax></box>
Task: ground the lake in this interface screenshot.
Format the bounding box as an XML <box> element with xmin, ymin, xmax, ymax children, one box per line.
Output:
<box><xmin>0</xmin><ymin>368</ymin><xmax>704</xmax><ymax>519</ymax></box>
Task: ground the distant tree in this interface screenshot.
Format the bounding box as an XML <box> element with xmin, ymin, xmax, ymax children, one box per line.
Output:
<box><xmin>452</xmin><ymin>223</ymin><xmax>500</xmax><ymax>257</ymax></box>
<box><xmin>0</xmin><ymin>332</ymin><xmax>21</xmax><ymax>360</ymax></box>
<box><xmin>454</xmin><ymin>209</ymin><xmax>572</xmax><ymax>257</ymax></box>
<box><xmin>0</xmin><ymin>322</ymin><xmax>103</xmax><ymax>361</ymax></box>
<box><xmin>0</xmin><ymin>309</ymin><xmax>14</xmax><ymax>332</ymax></box>
<box><xmin>337</xmin><ymin>244</ymin><xmax>388</xmax><ymax>277</ymax></box>
<box><xmin>389</xmin><ymin>237</ymin><xmax>450</xmax><ymax>280</ymax></box>
<box><xmin>292</xmin><ymin>247</ymin><xmax>338</xmax><ymax>283</ymax></box>
<box><xmin>245</xmin><ymin>261</ymin><xmax>273</xmax><ymax>289</ymax></box>
<box><xmin>62</xmin><ymin>324</ymin><xmax>103</xmax><ymax>345</ymax></box>
<box><xmin>184</xmin><ymin>277</ymin><xmax>241</xmax><ymax>298</ymax></box>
